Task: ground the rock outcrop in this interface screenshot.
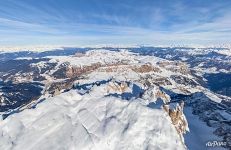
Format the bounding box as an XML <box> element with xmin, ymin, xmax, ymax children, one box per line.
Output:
<box><xmin>142</xmin><ymin>86</ymin><xmax>170</xmax><ymax>104</ymax></box>
<box><xmin>132</xmin><ymin>63</ymin><xmax>161</xmax><ymax>73</ymax></box>
<box><xmin>106</xmin><ymin>81</ymin><xmax>129</xmax><ymax>94</ymax></box>
<box><xmin>163</xmin><ymin>101</ymin><xmax>189</xmax><ymax>143</ymax></box>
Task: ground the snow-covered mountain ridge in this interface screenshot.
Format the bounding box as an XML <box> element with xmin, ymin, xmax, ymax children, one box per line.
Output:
<box><xmin>0</xmin><ymin>88</ymin><xmax>186</xmax><ymax>150</ymax></box>
<box><xmin>0</xmin><ymin>48</ymin><xmax>230</xmax><ymax>149</ymax></box>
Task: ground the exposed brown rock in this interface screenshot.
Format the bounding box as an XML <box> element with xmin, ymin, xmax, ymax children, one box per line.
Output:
<box><xmin>156</xmin><ymin>90</ymin><xmax>169</xmax><ymax>103</ymax></box>
<box><xmin>106</xmin><ymin>81</ymin><xmax>129</xmax><ymax>93</ymax></box>
<box><xmin>47</xmin><ymin>78</ymin><xmax>75</xmax><ymax>96</ymax></box>
<box><xmin>163</xmin><ymin>101</ymin><xmax>188</xmax><ymax>143</ymax></box>
<box><xmin>140</xmin><ymin>75</ymin><xmax>172</xmax><ymax>87</ymax></box>
<box><xmin>158</xmin><ymin>61</ymin><xmax>190</xmax><ymax>75</ymax></box>
<box><xmin>66</xmin><ymin>62</ymin><xmax>102</xmax><ymax>78</ymax></box>
<box><xmin>132</xmin><ymin>64</ymin><xmax>160</xmax><ymax>73</ymax></box>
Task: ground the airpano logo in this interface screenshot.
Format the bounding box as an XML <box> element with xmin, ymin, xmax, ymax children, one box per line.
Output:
<box><xmin>206</xmin><ymin>140</ymin><xmax>226</xmax><ymax>147</ymax></box>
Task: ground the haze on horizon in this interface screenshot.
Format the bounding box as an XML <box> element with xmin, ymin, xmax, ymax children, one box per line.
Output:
<box><xmin>0</xmin><ymin>0</ymin><xmax>230</xmax><ymax>46</ymax></box>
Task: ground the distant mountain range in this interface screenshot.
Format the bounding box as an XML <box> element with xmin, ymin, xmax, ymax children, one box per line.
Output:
<box><xmin>0</xmin><ymin>47</ymin><xmax>230</xmax><ymax>150</ymax></box>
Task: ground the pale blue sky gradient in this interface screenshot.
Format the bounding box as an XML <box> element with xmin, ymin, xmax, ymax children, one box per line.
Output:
<box><xmin>0</xmin><ymin>0</ymin><xmax>230</xmax><ymax>46</ymax></box>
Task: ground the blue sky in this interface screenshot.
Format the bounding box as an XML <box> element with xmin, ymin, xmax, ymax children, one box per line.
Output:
<box><xmin>0</xmin><ymin>0</ymin><xmax>230</xmax><ymax>46</ymax></box>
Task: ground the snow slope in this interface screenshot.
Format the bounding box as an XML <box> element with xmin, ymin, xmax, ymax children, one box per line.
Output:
<box><xmin>1</xmin><ymin>49</ymin><xmax>228</xmax><ymax>150</ymax></box>
<box><xmin>0</xmin><ymin>89</ymin><xmax>185</xmax><ymax>150</ymax></box>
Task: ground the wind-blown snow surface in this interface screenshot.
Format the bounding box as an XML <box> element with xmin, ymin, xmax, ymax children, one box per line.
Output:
<box><xmin>0</xmin><ymin>89</ymin><xmax>185</xmax><ymax>150</ymax></box>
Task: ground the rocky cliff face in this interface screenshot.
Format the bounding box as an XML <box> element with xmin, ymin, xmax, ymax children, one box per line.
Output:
<box><xmin>163</xmin><ymin>102</ymin><xmax>189</xmax><ymax>143</ymax></box>
<box><xmin>66</xmin><ymin>62</ymin><xmax>102</xmax><ymax>78</ymax></box>
<box><xmin>106</xmin><ymin>81</ymin><xmax>129</xmax><ymax>94</ymax></box>
<box><xmin>131</xmin><ymin>63</ymin><xmax>161</xmax><ymax>73</ymax></box>
<box><xmin>142</xmin><ymin>86</ymin><xmax>170</xmax><ymax>104</ymax></box>
<box><xmin>158</xmin><ymin>61</ymin><xmax>190</xmax><ymax>75</ymax></box>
